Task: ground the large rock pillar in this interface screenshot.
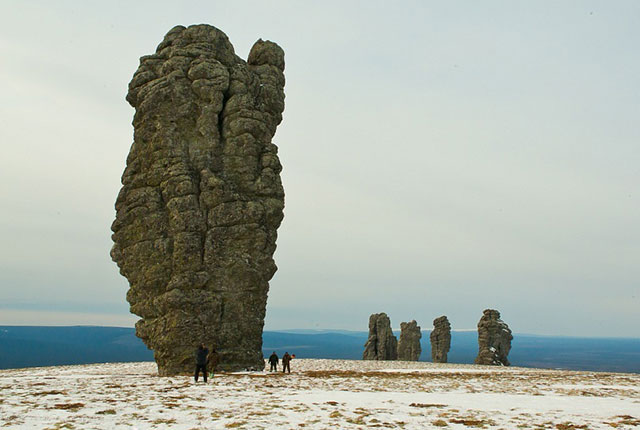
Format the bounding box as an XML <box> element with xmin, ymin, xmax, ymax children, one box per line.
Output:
<box><xmin>363</xmin><ymin>313</ymin><xmax>398</xmax><ymax>360</ymax></box>
<box><xmin>111</xmin><ymin>24</ymin><xmax>286</xmax><ymax>374</ymax></box>
<box><xmin>398</xmin><ymin>320</ymin><xmax>422</xmax><ymax>361</ymax></box>
<box><xmin>474</xmin><ymin>309</ymin><xmax>513</xmax><ymax>366</ymax></box>
<box><xmin>430</xmin><ymin>316</ymin><xmax>451</xmax><ymax>363</ymax></box>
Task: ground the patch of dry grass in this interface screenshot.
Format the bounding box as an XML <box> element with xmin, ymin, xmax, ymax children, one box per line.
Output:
<box><xmin>409</xmin><ymin>403</ymin><xmax>446</xmax><ymax>408</ymax></box>
<box><xmin>449</xmin><ymin>417</ymin><xmax>495</xmax><ymax>427</ymax></box>
<box><xmin>345</xmin><ymin>416</ymin><xmax>367</xmax><ymax>425</ymax></box>
<box><xmin>43</xmin><ymin>423</ymin><xmax>75</xmax><ymax>430</ymax></box>
<box><xmin>104</xmin><ymin>383</ymin><xmax>122</xmax><ymax>389</ymax></box>
<box><xmin>607</xmin><ymin>415</ymin><xmax>640</xmax><ymax>427</ymax></box>
<box><xmin>616</xmin><ymin>415</ymin><xmax>640</xmax><ymax>425</ymax></box>
<box><xmin>304</xmin><ymin>370</ymin><xmax>418</xmax><ymax>379</ymax></box>
<box><xmin>1</xmin><ymin>415</ymin><xmax>21</xmax><ymax>427</ymax></box>
<box><xmin>555</xmin><ymin>423</ymin><xmax>588</xmax><ymax>429</ymax></box>
<box><xmin>152</xmin><ymin>418</ymin><xmax>177</xmax><ymax>425</ymax></box>
<box><xmin>51</xmin><ymin>403</ymin><xmax>84</xmax><ymax>411</ymax></box>
<box><xmin>33</xmin><ymin>390</ymin><xmax>66</xmax><ymax>396</ymax></box>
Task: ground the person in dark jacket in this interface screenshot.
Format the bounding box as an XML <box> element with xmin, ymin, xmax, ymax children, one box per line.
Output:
<box><xmin>268</xmin><ymin>351</ymin><xmax>279</xmax><ymax>372</ymax></box>
<box><xmin>194</xmin><ymin>344</ymin><xmax>209</xmax><ymax>383</ymax></box>
<box><xmin>282</xmin><ymin>352</ymin><xmax>292</xmax><ymax>373</ymax></box>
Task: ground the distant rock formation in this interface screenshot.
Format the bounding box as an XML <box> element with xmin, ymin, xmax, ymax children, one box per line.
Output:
<box><xmin>398</xmin><ymin>320</ymin><xmax>422</xmax><ymax>361</ymax></box>
<box><xmin>111</xmin><ymin>24</ymin><xmax>286</xmax><ymax>375</ymax></box>
<box><xmin>363</xmin><ymin>313</ymin><xmax>398</xmax><ymax>360</ymax></box>
<box><xmin>474</xmin><ymin>309</ymin><xmax>513</xmax><ymax>366</ymax></box>
<box><xmin>430</xmin><ymin>316</ymin><xmax>451</xmax><ymax>363</ymax></box>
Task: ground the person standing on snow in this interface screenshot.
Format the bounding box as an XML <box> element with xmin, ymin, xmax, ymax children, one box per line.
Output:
<box><xmin>208</xmin><ymin>348</ymin><xmax>220</xmax><ymax>379</ymax></box>
<box><xmin>194</xmin><ymin>344</ymin><xmax>209</xmax><ymax>383</ymax></box>
<box><xmin>268</xmin><ymin>351</ymin><xmax>279</xmax><ymax>372</ymax></box>
<box><xmin>282</xmin><ymin>352</ymin><xmax>292</xmax><ymax>373</ymax></box>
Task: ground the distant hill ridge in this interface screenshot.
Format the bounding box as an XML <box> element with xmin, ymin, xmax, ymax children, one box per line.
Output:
<box><xmin>1</xmin><ymin>326</ymin><xmax>639</xmax><ymax>373</ymax></box>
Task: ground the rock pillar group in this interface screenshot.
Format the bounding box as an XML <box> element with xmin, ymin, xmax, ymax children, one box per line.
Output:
<box><xmin>362</xmin><ymin>309</ymin><xmax>513</xmax><ymax>366</ymax></box>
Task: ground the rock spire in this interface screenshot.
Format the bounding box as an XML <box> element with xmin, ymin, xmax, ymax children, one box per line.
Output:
<box><xmin>111</xmin><ymin>24</ymin><xmax>286</xmax><ymax>374</ymax></box>
<box><xmin>363</xmin><ymin>313</ymin><xmax>398</xmax><ymax>360</ymax></box>
<box><xmin>397</xmin><ymin>320</ymin><xmax>422</xmax><ymax>361</ymax></box>
<box><xmin>474</xmin><ymin>309</ymin><xmax>513</xmax><ymax>366</ymax></box>
<box><xmin>430</xmin><ymin>316</ymin><xmax>451</xmax><ymax>363</ymax></box>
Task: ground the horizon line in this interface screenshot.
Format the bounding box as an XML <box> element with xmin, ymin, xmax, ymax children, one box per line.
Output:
<box><xmin>2</xmin><ymin>324</ymin><xmax>639</xmax><ymax>341</ymax></box>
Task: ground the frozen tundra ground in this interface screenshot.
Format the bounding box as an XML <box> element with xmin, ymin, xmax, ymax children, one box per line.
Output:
<box><xmin>1</xmin><ymin>359</ymin><xmax>639</xmax><ymax>429</ymax></box>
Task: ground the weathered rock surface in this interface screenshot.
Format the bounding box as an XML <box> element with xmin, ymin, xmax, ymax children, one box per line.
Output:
<box><xmin>111</xmin><ymin>24</ymin><xmax>286</xmax><ymax>375</ymax></box>
<box><xmin>363</xmin><ymin>313</ymin><xmax>398</xmax><ymax>360</ymax></box>
<box><xmin>430</xmin><ymin>315</ymin><xmax>451</xmax><ymax>363</ymax></box>
<box><xmin>475</xmin><ymin>309</ymin><xmax>513</xmax><ymax>366</ymax></box>
<box><xmin>397</xmin><ymin>320</ymin><xmax>422</xmax><ymax>361</ymax></box>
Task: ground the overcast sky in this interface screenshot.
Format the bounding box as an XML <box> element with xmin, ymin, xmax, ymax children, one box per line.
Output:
<box><xmin>0</xmin><ymin>1</ymin><xmax>638</xmax><ymax>337</ymax></box>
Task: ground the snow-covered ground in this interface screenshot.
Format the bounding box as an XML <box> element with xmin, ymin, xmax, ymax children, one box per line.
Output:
<box><xmin>1</xmin><ymin>359</ymin><xmax>638</xmax><ymax>429</ymax></box>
